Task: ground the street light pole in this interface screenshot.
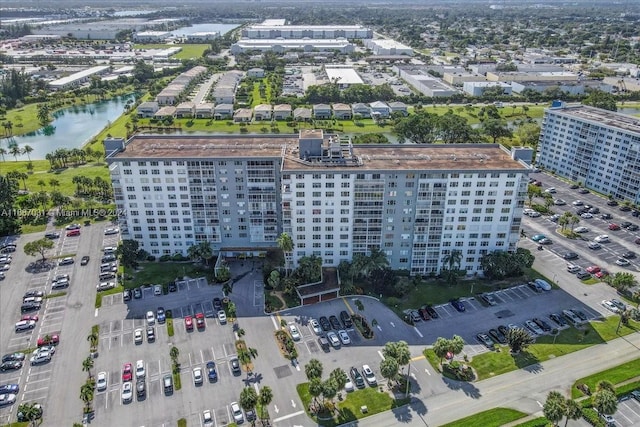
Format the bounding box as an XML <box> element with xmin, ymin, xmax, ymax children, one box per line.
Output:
<box><xmin>405</xmin><ymin>360</ymin><xmax>411</xmax><ymax>397</ymax></box>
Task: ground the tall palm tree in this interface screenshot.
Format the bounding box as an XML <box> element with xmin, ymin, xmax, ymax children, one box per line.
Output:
<box><xmin>308</xmin><ymin>378</ymin><xmax>323</xmax><ymax>407</ymax></box>
<box><xmin>49</xmin><ymin>178</ymin><xmax>60</xmax><ymax>189</ymax></box>
<box><xmin>82</xmin><ymin>356</ymin><xmax>94</xmax><ymax>379</ymax></box>
<box><xmin>563</xmin><ymin>399</ymin><xmax>582</xmax><ymax>427</ymax></box>
<box><xmin>239</xmin><ymin>387</ymin><xmax>258</xmax><ymax>425</ymax></box>
<box><xmin>198</xmin><ymin>241</ymin><xmax>213</xmax><ymax>265</ymax></box>
<box><xmin>304</xmin><ymin>358</ymin><xmax>323</xmax><ymax>381</ymax></box>
<box><xmin>22</xmin><ymin>145</ymin><xmax>33</xmax><ymax>161</ymax></box>
<box><xmin>10</xmin><ymin>145</ymin><xmax>22</xmax><ymax>161</ymax></box>
<box><xmin>37</xmin><ymin>179</ymin><xmax>46</xmax><ymax>191</ymax></box>
<box><xmin>0</xmin><ymin>147</ymin><xmax>6</xmax><ymax>162</ymax></box>
<box><xmin>258</xmin><ymin>386</ymin><xmax>273</xmax><ymax>421</ymax></box>
<box><xmin>276</xmin><ymin>232</ymin><xmax>294</xmax><ymax>276</ymax></box>
<box><xmin>87</xmin><ymin>330</ymin><xmax>98</xmax><ymax>351</ymax></box>
<box><xmin>79</xmin><ymin>382</ymin><xmax>94</xmax><ymax>412</ymax></box>
<box><xmin>543</xmin><ymin>391</ymin><xmax>566</xmax><ymax>426</ymax></box>
<box><xmin>45</xmin><ymin>153</ymin><xmax>54</xmax><ymax>169</ymax></box>
<box><xmin>17</xmin><ymin>172</ymin><xmax>28</xmax><ymax>191</ymax></box>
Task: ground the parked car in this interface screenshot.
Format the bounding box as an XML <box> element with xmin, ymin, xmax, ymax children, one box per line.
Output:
<box><xmin>58</xmin><ymin>257</ymin><xmax>74</xmax><ymax>265</ymax></box>
<box><xmin>192</xmin><ymin>367</ymin><xmax>203</xmax><ymax>385</ymax></box>
<box><xmin>574</xmin><ymin>226</ymin><xmax>590</xmax><ymax>232</ymax></box>
<box><xmin>133</xmin><ymin>287</ymin><xmax>142</xmax><ymax>299</ymax></box>
<box><xmin>121</xmin><ymin>381</ymin><xmax>133</xmax><ymax>403</ymax></box>
<box><xmin>0</xmin><ymin>393</ymin><xmax>16</xmax><ymax>407</ymax></box>
<box><xmin>340</xmin><ymin>310</ymin><xmax>353</xmax><ymax>327</ymax></box>
<box><xmin>528</xmin><ymin>281</ymin><xmax>543</xmax><ymax>293</ymax></box>
<box><xmin>585</xmin><ymin>265</ymin><xmax>601</xmax><ymax>274</ymax></box>
<box><xmin>185</xmin><ymin>316</ymin><xmax>194</xmax><ymax>330</ymax></box>
<box><xmin>104</xmin><ymin>227</ymin><xmax>119</xmax><ymax>235</ymax></box>
<box><xmin>123</xmin><ymin>289</ymin><xmax>131</xmax><ymax>301</ymax></box>
<box><xmin>425</xmin><ymin>305</ymin><xmax>439</xmax><ymax>319</ymax></box>
<box><xmin>562</xmin><ymin>252</ymin><xmax>579</xmax><ymax>260</ymax></box>
<box><xmin>96</xmin><ymin>371</ymin><xmax>107</xmax><ymax>391</ymax></box>
<box><xmin>206</xmin><ymin>361</ymin><xmax>217</xmax><ymax>382</ymax></box>
<box><xmin>567</xmin><ymin>264</ymin><xmax>581</xmax><ymax>273</ymax></box>
<box><xmin>595</xmin><ymin>270</ymin><xmax>609</xmax><ymax>279</ymax></box>
<box><xmin>122</xmin><ymin>363</ymin><xmax>133</xmax><ymax>381</ymax></box>
<box><xmin>588</xmin><ymin>241</ymin><xmax>601</xmax><ymax>249</ymax></box>
<box><xmin>2</xmin><ymin>353</ymin><xmax>25</xmax><ymax>363</ymax></box>
<box><xmin>310</xmin><ymin>319</ymin><xmax>323</xmax><ymax>335</ymax></box>
<box><xmin>319</xmin><ymin>316</ymin><xmax>331</xmax><ymax>331</ymax></box>
<box><xmin>418</xmin><ymin>306</ymin><xmax>431</xmax><ymax>320</ymax></box>
<box><xmin>449</xmin><ymin>299</ymin><xmax>465</xmax><ymax>312</ymax></box>
<box><xmin>531</xmin><ymin>234</ymin><xmax>547</xmax><ymax>242</ymax></box>
<box><xmin>0</xmin><ymin>384</ymin><xmax>19</xmax><ymax>395</ymax></box>
<box><xmin>476</xmin><ymin>333</ymin><xmax>495</xmax><ymax>348</ymax></box>
<box><xmin>135</xmin><ymin>360</ymin><xmax>145</xmax><ymax>379</ymax></box>
<box><xmin>533</xmin><ymin>318</ymin><xmax>552</xmax><ymax>332</ymax></box>
<box><xmin>15</xmin><ymin>320</ymin><xmax>36</xmax><ymax>332</ymax></box>
<box><xmin>37</xmin><ymin>334</ymin><xmax>59</xmax><ymax>347</ymax></box>
<box><xmin>217</xmin><ymin>310</ymin><xmax>227</xmax><ymax>324</ymax></box>
<box><xmin>96</xmin><ymin>282</ymin><xmax>115</xmax><ymax>291</ymax></box>
<box><xmin>327</xmin><ymin>331</ymin><xmax>341</xmax><ymax>348</ymax></box>
<box><xmin>230</xmin><ymin>401</ymin><xmax>244</xmax><ymax>423</ymax></box>
<box><xmin>525</xmin><ymin>320</ymin><xmax>544</xmax><ymax>335</ymax></box>
<box><xmin>230</xmin><ymin>358</ymin><xmax>241</xmax><ymax>375</ymax></box>
<box><xmin>80</xmin><ymin>255</ymin><xmax>90</xmax><ymax>265</ymax></box>
<box><xmin>195</xmin><ymin>313</ymin><xmax>205</xmax><ymax>329</ymax></box>
<box><xmin>571</xmin><ymin>309</ymin><xmax>588</xmax><ymax>321</ymax></box>
<box><xmin>595</xmin><ymin>235</ymin><xmax>610</xmax><ymax>243</ymax></box>
<box><xmin>146</xmin><ymin>326</ymin><xmax>155</xmax><ymax>342</ymax></box>
<box><xmin>549</xmin><ymin>313</ymin><xmax>567</xmax><ymax>327</ymax></box>
<box><xmin>602</xmin><ymin>300</ymin><xmax>619</xmax><ymax>313</ymax></box>
<box><xmin>481</xmin><ymin>293</ymin><xmax>498</xmax><ymax>306</ymax></box>
<box><xmin>488</xmin><ymin>328</ymin><xmax>506</xmax><ymax>344</ymax></box>
<box><xmin>145</xmin><ymin>311</ymin><xmax>155</xmax><ymax>325</ymax></box>
<box><xmin>289</xmin><ymin>324</ymin><xmax>301</xmax><ymax>341</ymax></box>
<box><xmin>156</xmin><ymin>307</ymin><xmax>166</xmax><ymax>324</ymax></box>
<box><xmin>609</xmin><ymin>223</ymin><xmax>621</xmax><ymax>231</ymax></box>
<box><xmin>0</xmin><ymin>361</ymin><xmax>22</xmax><ymax>371</ymax></box>
<box><xmin>338</xmin><ymin>330</ymin><xmax>351</xmax><ymax>345</ymax></box>
<box><xmin>362</xmin><ymin>364</ymin><xmax>377</xmax><ymax>385</ymax></box>
<box><xmin>44</xmin><ymin>232</ymin><xmax>60</xmax><ymax>239</ymax></box>
<box><xmin>610</xmin><ymin>299</ymin><xmax>626</xmax><ymax>311</ymax></box>
<box><xmin>134</xmin><ymin>328</ymin><xmax>143</xmax><ymax>344</ymax></box>
<box><xmin>534</xmin><ymin>279</ymin><xmax>552</xmax><ymax>291</ymax></box>
<box><xmin>212</xmin><ymin>297</ymin><xmax>222</xmax><ymax>310</ymax></box>
<box><xmin>350</xmin><ymin>367</ymin><xmax>365</xmax><ymax>388</ymax></box>
<box><xmin>622</xmin><ymin>251</ymin><xmax>636</xmax><ymax>259</ymax></box>
<box><xmin>615</xmin><ymin>258</ymin><xmax>631</xmax><ymax>266</ymax></box>
<box><xmin>203</xmin><ymin>410</ymin><xmax>214</xmax><ymax>427</ymax></box>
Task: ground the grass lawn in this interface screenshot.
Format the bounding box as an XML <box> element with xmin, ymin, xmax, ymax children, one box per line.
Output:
<box><xmin>123</xmin><ymin>262</ymin><xmax>215</xmax><ymax>288</ymax></box>
<box><xmin>513</xmin><ymin>416</ymin><xmax>550</xmax><ymax>427</ymax></box>
<box><xmin>95</xmin><ymin>285</ymin><xmax>124</xmax><ymax>308</ymax></box>
<box><xmin>468</xmin><ymin>317</ymin><xmax>639</xmax><ymax>380</ymax></box>
<box><xmin>572</xmin><ymin>358</ymin><xmax>640</xmax><ymax>398</ymax></box>
<box><xmin>133</xmin><ymin>44</ymin><xmax>208</xmax><ymax>59</ymax></box>
<box><xmin>296</xmin><ymin>382</ymin><xmax>408</xmax><ymax>426</ymax></box>
<box><xmin>441</xmin><ymin>408</ymin><xmax>528</xmax><ymax>427</ymax></box>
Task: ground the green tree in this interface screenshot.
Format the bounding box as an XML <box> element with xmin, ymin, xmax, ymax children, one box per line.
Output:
<box><xmin>309</xmin><ymin>377</ymin><xmax>324</xmax><ymax>408</ymax></box>
<box><xmin>305</xmin><ymin>358</ymin><xmax>323</xmax><ymax>381</ymax></box>
<box><xmin>37</xmin><ymin>103</ymin><xmax>50</xmax><ymax>126</ymax></box>
<box><xmin>79</xmin><ymin>382</ymin><xmax>94</xmax><ymax>412</ymax></box>
<box><xmin>481</xmin><ymin>118</ymin><xmax>512</xmax><ymax>143</ymax></box>
<box><xmin>82</xmin><ymin>356</ymin><xmax>94</xmax><ymax>379</ymax></box>
<box><xmin>583</xmin><ymin>89</ymin><xmax>617</xmax><ymax>111</ymax></box>
<box><xmin>322</xmin><ymin>379</ymin><xmax>337</xmax><ymax>404</ymax></box>
<box><xmin>24</xmin><ymin>238</ymin><xmax>54</xmax><ymax>262</ymax></box>
<box><xmin>543</xmin><ymin>391</ymin><xmax>566</xmax><ymax>426</ymax></box>
<box><xmin>258</xmin><ymin>386</ymin><xmax>273</xmax><ymax>420</ymax></box>
<box><xmin>10</xmin><ymin>144</ymin><xmax>22</xmax><ymax>162</ymax></box>
<box><xmin>329</xmin><ymin>368</ymin><xmax>348</xmax><ymax>391</ymax></box>
<box><xmin>380</xmin><ymin>356</ymin><xmax>399</xmax><ymax>386</ymax></box>
<box><xmin>277</xmin><ymin>232</ymin><xmax>294</xmax><ymax>276</ymax></box>
<box><xmin>22</xmin><ymin>144</ymin><xmax>33</xmax><ymax>161</ymax></box>
<box><xmin>436</xmin><ymin>112</ymin><xmax>479</xmax><ymax>144</ymax></box>
<box><xmin>515</xmin><ymin>122</ymin><xmax>541</xmax><ymax>146</ymax></box>
<box><xmin>239</xmin><ymin>387</ymin><xmax>258</xmax><ymax>419</ymax></box>
<box><xmin>441</xmin><ymin>249</ymin><xmax>463</xmax><ymax>286</ymax></box>
<box><xmin>506</xmin><ymin>328</ymin><xmax>535</xmax><ymax>353</ymax></box>
<box><xmin>608</xmin><ymin>272</ymin><xmax>637</xmax><ymax>292</ymax></box>
<box><xmin>87</xmin><ymin>330</ymin><xmax>98</xmax><ymax>351</ymax></box>
<box><xmin>116</xmin><ymin>239</ymin><xmax>140</xmax><ymax>269</ymax></box>
<box><xmin>592</xmin><ymin>388</ymin><xmax>617</xmax><ymax>415</ymax></box>
<box><xmin>563</xmin><ymin>398</ymin><xmax>582</xmax><ymax>427</ymax></box>
<box><xmin>17</xmin><ymin>403</ymin><xmax>42</xmax><ymax>425</ymax></box>
<box><xmin>394</xmin><ymin>110</ymin><xmax>438</xmax><ymax>144</ymax></box>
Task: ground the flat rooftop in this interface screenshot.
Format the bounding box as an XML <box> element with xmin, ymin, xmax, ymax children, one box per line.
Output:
<box><xmin>324</xmin><ymin>67</ymin><xmax>363</xmax><ymax>85</ymax></box>
<box><xmin>111</xmin><ymin>134</ymin><xmax>528</xmax><ymax>172</ymax></box>
<box><xmin>548</xmin><ymin>105</ymin><xmax>640</xmax><ymax>136</ymax></box>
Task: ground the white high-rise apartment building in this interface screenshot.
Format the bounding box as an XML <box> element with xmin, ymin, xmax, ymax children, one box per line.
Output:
<box><xmin>537</xmin><ymin>103</ymin><xmax>640</xmax><ymax>204</ymax></box>
<box><xmin>105</xmin><ymin>130</ymin><xmax>530</xmax><ymax>275</ymax></box>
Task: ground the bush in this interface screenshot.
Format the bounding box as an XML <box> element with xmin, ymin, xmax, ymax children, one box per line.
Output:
<box><xmin>146</xmin><ymin>255</ymin><xmax>156</xmax><ymax>262</ymax></box>
<box><xmin>352</xmin><ymin>314</ymin><xmax>374</xmax><ymax>339</ymax></box>
<box><xmin>171</xmin><ymin>253</ymin><xmax>189</xmax><ymax>262</ymax></box>
<box><xmin>442</xmin><ymin>361</ymin><xmax>475</xmax><ymax>381</ymax></box>
<box><xmin>581</xmin><ymin>407</ymin><xmax>605</xmax><ymax>427</ymax></box>
<box><xmin>159</xmin><ymin>254</ymin><xmax>171</xmax><ymax>262</ymax></box>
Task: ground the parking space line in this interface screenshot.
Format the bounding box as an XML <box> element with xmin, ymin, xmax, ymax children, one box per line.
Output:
<box><xmin>22</xmin><ymin>386</ymin><xmax>49</xmax><ymax>394</ymax></box>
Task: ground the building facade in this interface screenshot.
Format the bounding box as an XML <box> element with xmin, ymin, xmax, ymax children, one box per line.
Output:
<box><xmin>105</xmin><ymin>131</ymin><xmax>529</xmax><ymax>275</ymax></box>
<box><xmin>537</xmin><ymin>104</ymin><xmax>640</xmax><ymax>204</ymax></box>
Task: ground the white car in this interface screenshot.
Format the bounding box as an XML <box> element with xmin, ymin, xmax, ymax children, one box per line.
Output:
<box><xmin>327</xmin><ymin>331</ymin><xmax>340</xmax><ymax>348</ymax></box>
<box><xmin>121</xmin><ymin>381</ymin><xmax>133</xmax><ymax>403</ymax></box>
<box><xmin>594</xmin><ymin>235</ymin><xmax>609</xmax><ymax>243</ymax></box>
<box><xmin>289</xmin><ymin>324</ymin><xmax>301</xmax><ymax>341</ymax></box>
<box><xmin>602</xmin><ymin>300</ymin><xmax>619</xmax><ymax>313</ymax></box>
<box><xmin>544</xmin><ymin>187</ymin><xmax>556</xmax><ymax>193</ymax></box>
<box><xmin>528</xmin><ymin>211</ymin><xmax>541</xmax><ymax>218</ymax></box>
<box><xmin>145</xmin><ymin>311</ymin><xmax>155</xmax><ymax>325</ymax></box>
<box><xmin>193</xmin><ymin>367</ymin><xmax>203</xmax><ymax>385</ymax></box>
<box><xmin>96</xmin><ymin>371</ymin><xmax>107</xmax><ymax>391</ymax></box>
<box><xmin>202</xmin><ymin>410</ymin><xmax>214</xmax><ymax>427</ymax></box>
<box><xmin>616</xmin><ymin>258</ymin><xmax>631</xmax><ymax>266</ymax></box>
<box><xmin>344</xmin><ymin>378</ymin><xmax>354</xmax><ymax>392</ymax></box>
<box><xmin>30</xmin><ymin>352</ymin><xmax>51</xmax><ymax>365</ymax></box>
<box><xmin>362</xmin><ymin>364</ymin><xmax>377</xmax><ymax>385</ymax></box>
<box><xmin>567</xmin><ymin>264</ymin><xmax>581</xmax><ymax>273</ymax></box>
<box><xmin>15</xmin><ymin>320</ymin><xmax>36</xmax><ymax>332</ymax></box>
<box><xmin>134</xmin><ymin>328</ymin><xmax>143</xmax><ymax>344</ymax></box>
<box><xmin>135</xmin><ymin>360</ymin><xmax>145</xmax><ymax>379</ymax></box>
<box><xmin>230</xmin><ymin>401</ymin><xmax>244</xmax><ymax>423</ymax></box>
<box><xmin>217</xmin><ymin>310</ymin><xmax>227</xmax><ymax>324</ymax></box>
<box><xmin>572</xmin><ymin>200</ymin><xmax>583</xmax><ymax>206</ymax></box>
<box><xmin>338</xmin><ymin>330</ymin><xmax>351</xmax><ymax>345</ymax></box>
<box><xmin>96</xmin><ymin>282</ymin><xmax>116</xmax><ymax>291</ymax></box>
<box><xmin>310</xmin><ymin>319</ymin><xmax>323</xmax><ymax>335</ymax></box>
<box><xmin>153</xmin><ymin>285</ymin><xmax>162</xmax><ymax>296</ymax></box>
<box><xmin>104</xmin><ymin>227</ymin><xmax>119</xmax><ymax>235</ymax></box>
<box><xmin>0</xmin><ymin>393</ymin><xmax>16</xmax><ymax>406</ymax></box>
<box><xmin>574</xmin><ymin>226</ymin><xmax>589</xmax><ymax>233</ymax></box>
<box><xmin>554</xmin><ymin>199</ymin><xmax>566</xmax><ymax>205</ymax></box>
<box><xmin>580</xmin><ymin>213</ymin><xmax>593</xmax><ymax>219</ymax></box>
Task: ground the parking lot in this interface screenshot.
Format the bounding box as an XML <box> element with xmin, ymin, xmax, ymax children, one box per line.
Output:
<box><xmin>613</xmin><ymin>395</ymin><xmax>640</xmax><ymax>427</ymax></box>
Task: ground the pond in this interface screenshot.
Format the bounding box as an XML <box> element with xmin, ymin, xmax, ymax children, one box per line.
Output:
<box><xmin>1</xmin><ymin>94</ymin><xmax>135</xmax><ymax>161</ymax></box>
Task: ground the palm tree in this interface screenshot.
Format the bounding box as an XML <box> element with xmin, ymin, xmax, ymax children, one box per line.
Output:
<box><xmin>305</xmin><ymin>358</ymin><xmax>323</xmax><ymax>381</ymax></box>
<box><xmin>79</xmin><ymin>382</ymin><xmax>94</xmax><ymax>412</ymax></box>
<box><xmin>592</xmin><ymin>388</ymin><xmax>617</xmax><ymax>416</ymax></box>
<box><xmin>380</xmin><ymin>357</ymin><xmax>400</xmax><ymax>387</ymax></box>
<box><xmin>187</xmin><ymin>244</ymin><xmax>201</xmax><ymax>262</ymax></box>
<box><xmin>17</xmin><ymin>172</ymin><xmax>28</xmax><ymax>191</ymax></box>
<box><xmin>563</xmin><ymin>398</ymin><xmax>582</xmax><ymax>427</ymax></box>
<box><xmin>37</xmin><ymin>179</ymin><xmax>46</xmax><ymax>191</ymax></box>
<box><xmin>543</xmin><ymin>391</ymin><xmax>566</xmax><ymax>426</ymax></box>
<box><xmin>239</xmin><ymin>387</ymin><xmax>258</xmax><ymax>425</ymax></box>
<box><xmin>321</xmin><ymin>379</ymin><xmax>337</xmax><ymax>404</ymax></box>
<box><xmin>506</xmin><ymin>328</ymin><xmax>535</xmax><ymax>354</ymax></box>
<box><xmin>441</xmin><ymin>249</ymin><xmax>463</xmax><ymax>285</ymax></box>
<box><xmin>82</xmin><ymin>356</ymin><xmax>94</xmax><ymax>379</ymax></box>
<box><xmin>276</xmin><ymin>232</ymin><xmax>294</xmax><ymax>276</ymax></box>
<box><xmin>329</xmin><ymin>368</ymin><xmax>348</xmax><ymax>391</ymax></box>
<box><xmin>258</xmin><ymin>386</ymin><xmax>273</xmax><ymax>421</ymax></box>
<box><xmin>87</xmin><ymin>330</ymin><xmax>98</xmax><ymax>352</ymax></box>
<box><xmin>22</xmin><ymin>145</ymin><xmax>33</xmax><ymax>161</ymax></box>
<box><xmin>382</xmin><ymin>341</ymin><xmax>411</xmax><ymax>388</ymax></box>
<box><xmin>308</xmin><ymin>377</ymin><xmax>323</xmax><ymax>407</ymax></box>
<box><xmin>10</xmin><ymin>145</ymin><xmax>22</xmax><ymax>161</ymax></box>
<box><xmin>0</xmin><ymin>147</ymin><xmax>6</xmax><ymax>162</ymax></box>
<box><xmin>45</xmin><ymin>153</ymin><xmax>54</xmax><ymax>169</ymax></box>
<box><xmin>49</xmin><ymin>178</ymin><xmax>60</xmax><ymax>190</ymax></box>
<box><xmin>198</xmin><ymin>241</ymin><xmax>213</xmax><ymax>265</ymax></box>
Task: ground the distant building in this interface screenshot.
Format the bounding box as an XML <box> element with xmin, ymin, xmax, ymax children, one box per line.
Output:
<box><xmin>463</xmin><ymin>81</ymin><xmax>512</xmax><ymax>96</ymax></box>
<box><xmin>186</xmin><ymin>32</ymin><xmax>220</xmax><ymax>43</ymax></box>
<box><xmin>212</xmin><ymin>71</ymin><xmax>244</xmax><ymax>104</ymax></box>
<box><xmin>537</xmin><ymin>103</ymin><xmax>640</xmax><ymax>204</ymax></box>
<box><xmin>486</xmin><ymin>71</ymin><xmax>578</xmax><ymax>83</ymax></box>
<box><xmin>133</xmin><ymin>31</ymin><xmax>172</xmax><ymax>42</ymax></box>
<box><xmin>214</xmin><ymin>104</ymin><xmax>234</xmax><ymax>120</ymax></box>
<box><xmin>230</xmin><ymin>38</ymin><xmax>355</xmax><ymax>55</ymax></box>
<box><xmin>156</xmin><ymin>66</ymin><xmax>208</xmax><ymax>106</ymax></box>
<box><xmin>254</xmin><ymin>104</ymin><xmax>273</xmax><ymax>121</ymax></box>
<box><xmin>365</xmin><ymin>39</ymin><xmax>413</xmax><ymax>56</ymax></box>
<box><xmin>175</xmin><ymin>102</ymin><xmax>195</xmax><ymax>118</ymax></box>
<box><xmin>332</xmin><ymin>103</ymin><xmax>352</xmax><ymax>120</ymax></box>
<box><xmin>324</xmin><ymin>66</ymin><xmax>364</xmax><ymax>88</ymax></box>
<box><xmin>195</xmin><ymin>103</ymin><xmax>214</xmax><ymax>119</ymax></box>
<box><xmin>313</xmin><ymin>104</ymin><xmax>332</xmax><ymax>119</ymax></box>
<box><xmin>247</xmin><ymin>68</ymin><xmax>266</xmax><ymax>78</ymax></box>
<box><xmin>511</xmin><ymin>80</ymin><xmax>613</xmax><ymax>95</ymax></box>
<box><xmin>233</xmin><ymin>108</ymin><xmax>253</xmax><ymax>123</ymax></box>
<box><xmin>443</xmin><ymin>71</ymin><xmax>485</xmax><ymax>86</ymax></box>
<box><xmin>242</xmin><ymin>22</ymin><xmax>372</xmax><ymax>39</ymax></box>
<box><xmin>49</xmin><ymin>65</ymin><xmax>110</xmax><ymax>91</ymax></box>
<box><xmin>137</xmin><ymin>101</ymin><xmax>160</xmax><ymax>118</ymax></box>
<box><xmin>369</xmin><ymin>101</ymin><xmax>390</xmax><ymax>118</ymax></box>
<box><xmin>273</xmin><ymin>104</ymin><xmax>292</xmax><ymax>120</ymax></box>
<box><xmin>394</xmin><ymin>65</ymin><xmax>458</xmax><ymax>97</ymax></box>
<box><xmin>389</xmin><ymin>101</ymin><xmax>408</xmax><ymax>116</ymax></box>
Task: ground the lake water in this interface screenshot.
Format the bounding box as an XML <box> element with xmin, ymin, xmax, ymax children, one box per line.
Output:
<box><xmin>0</xmin><ymin>94</ymin><xmax>135</xmax><ymax>161</ymax></box>
<box><xmin>170</xmin><ymin>23</ymin><xmax>240</xmax><ymax>37</ymax></box>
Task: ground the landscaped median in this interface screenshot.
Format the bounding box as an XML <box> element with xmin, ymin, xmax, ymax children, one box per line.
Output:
<box><xmin>440</xmin><ymin>407</ymin><xmax>528</xmax><ymax>427</ymax></box>
<box><xmin>425</xmin><ymin>316</ymin><xmax>639</xmax><ymax>381</ymax></box>
<box><xmin>296</xmin><ymin>383</ymin><xmax>409</xmax><ymax>427</ymax></box>
<box><xmin>572</xmin><ymin>358</ymin><xmax>640</xmax><ymax>398</ymax></box>
<box><xmin>94</xmin><ymin>284</ymin><xmax>124</xmax><ymax>308</ymax></box>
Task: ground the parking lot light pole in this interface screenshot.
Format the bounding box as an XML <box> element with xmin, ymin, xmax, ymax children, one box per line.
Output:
<box><xmin>405</xmin><ymin>359</ymin><xmax>411</xmax><ymax>397</ymax></box>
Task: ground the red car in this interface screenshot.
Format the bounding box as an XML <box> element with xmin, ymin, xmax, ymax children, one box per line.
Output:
<box><xmin>37</xmin><ymin>334</ymin><xmax>59</xmax><ymax>347</ymax></box>
<box><xmin>585</xmin><ymin>265</ymin><xmax>601</xmax><ymax>274</ymax></box>
<box><xmin>595</xmin><ymin>270</ymin><xmax>609</xmax><ymax>279</ymax></box>
<box><xmin>195</xmin><ymin>313</ymin><xmax>205</xmax><ymax>329</ymax></box>
<box><xmin>122</xmin><ymin>363</ymin><xmax>132</xmax><ymax>381</ymax></box>
<box><xmin>21</xmin><ymin>315</ymin><xmax>39</xmax><ymax>322</ymax></box>
<box><xmin>66</xmin><ymin>229</ymin><xmax>80</xmax><ymax>237</ymax></box>
<box><xmin>609</xmin><ymin>223</ymin><xmax>621</xmax><ymax>231</ymax></box>
<box><xmin>185</xmin><ymin>316</ymin><xmax>193</xmax><ymax>331</ymax></box>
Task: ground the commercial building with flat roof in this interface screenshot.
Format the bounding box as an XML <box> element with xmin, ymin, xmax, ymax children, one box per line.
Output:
<box><xmin>537</xmin><ymin>103</ymin><xmax>640</xmax><ymax>204</ymax></box>
<box><xmin>48</xmin><ymin>65</ymin><xmax>110</xmax><ymax>91</ymax></box>
<box><xmin>365</xmin><ymin>39</ymin><xmax>413</xmax><ymax>56</ymax></box>
<box><xmin>324</xmin><ymin>66</ymin><xmax>364</xmax><ymax>88</ymax></box>
<box><xmin>230</xmin><ymin>39</ymin><xmax>354</xmax><ymax>55</ymax></box>
<box><xmin>242</xmin><ymin>24</ymin><xmax>372</xmax><ymax>40</ymax></box>
<box><xmin>105</xmin><ymin>131</ymin><xmax>529</xmax><ymax>276</ymax></box>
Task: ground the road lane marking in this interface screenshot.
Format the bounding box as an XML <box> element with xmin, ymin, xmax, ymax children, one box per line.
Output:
<box><xmin>273</xmin><ymin>410</ymin><xmax>304</xmax><ymax>422</ymax></box>
<box><xmin>342</xmin><ymin>297</ymin><xmax>355</xmax><ymax>315</ymax></box>
<box><xmin>378</xmin><ymin>350</ymin><xmax>385</xmax><ymax>360</ymax></box>
<box><xmin>413</xmin><ymin>327</ymin><xmax>423</xmax><ymax>338</ymax></box>
<box><xmin>410</xmin><ymin>355</ymin><xmax>425</xmax><ymax>362</ymax></box>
